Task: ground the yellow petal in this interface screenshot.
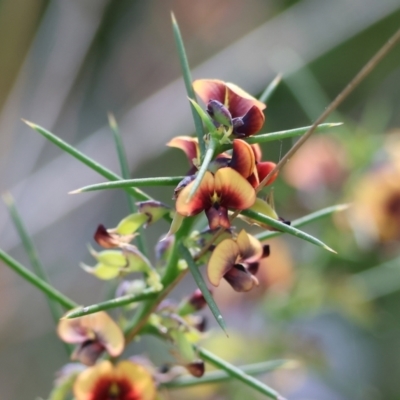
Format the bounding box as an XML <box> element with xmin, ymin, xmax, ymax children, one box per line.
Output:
<box><xmin>207</xmin><ymin>238</ymin><xmax>239</xmax><ymax>286</ymax></box>
<box><xmin>74</xmin><ymin>361</ymin><xmax>114</xmax><ymax>400</ymax></box>
<box><xmin>235</xmin><ymin>230</ymin><xmax>263</xmax><ymax>263</ymax></box>
<box><xmin>116</xmin><ymin>213</ymin><xmax>148</xmax><ymax>235</ymax></box>
<box><xmin>81</xmin><ymin>262</ymin><xmax>121</xmax><ymax>280</ymax></box>
<box><xmin>214</xmin><ymin>168</ymin><xmax>256</xmax><ymax>210</ymax></box>
<box><xmin>115</xmin><ymin>361</ymin><xmax>156</xmax><ymax>400</ymax></box>
<box><xmin>176</xmin><ymin>171</ymin><xmax>214</xmax><ymax>216</ymax></box>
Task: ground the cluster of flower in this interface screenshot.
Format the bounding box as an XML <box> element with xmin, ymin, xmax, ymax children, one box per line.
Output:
<box><xmin>52</xmin><ymin>79</ymin><xmax>286</xmax><ymax>399</ymax></box>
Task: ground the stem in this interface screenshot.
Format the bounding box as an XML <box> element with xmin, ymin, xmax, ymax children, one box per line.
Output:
<box><xmin>187</xmin><ymin>137</ymin><xmax>218</xmax><ymax>201</ymax></box>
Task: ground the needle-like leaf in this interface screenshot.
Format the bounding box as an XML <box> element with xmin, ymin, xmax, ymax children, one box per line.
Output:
<box><xmin>241</xmin><ymin>209</ymin><xmax>336</xmax><ymax>253</ymax></box>
<box><xmin>179</xmin><ymin>243</ymin><xmax>227</xmax><ymax>335</ymax></box>
<box><xmin>70</xmin><ymin>176</ymin><xmax>184</xmax><ymax>194</ymax></box>
<box><xmin>198</xmin><ymin>347</ymin><xmax>285</xmax><ymax>399</ymax></box>
<box><xmin>0</xmin><ymin>249</ymin><xmax>77</xmax><ymax>310</ymax></box>
<box><xmin>171</xmin><ymin>13</ymin><xmax>206</xmax><ymax>157</ymax></box>
<box><xmin>255</xmin><ymin>204</ymin><xmax>349</xmax><ymax>241</ymax></box>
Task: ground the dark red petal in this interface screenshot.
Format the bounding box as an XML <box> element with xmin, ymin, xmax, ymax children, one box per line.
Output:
<box><xmin>257</xmin><ymin>161</ymin><xmax>278</xmax><ymax>185</ymax></box>
<box><xmin>229</xmin><ymin>139</ymin><xmax>256</xmax><ymax>179</ymax></box>
<box><xmin>94</xmin><ymin>225</ymin><xmax>119</xmax><ymax>248</ymax></box>
<box><xmin>185</xmin><ymin>360</ymin><xmax>205</xmax><ymax>377</ymax></box>
<box><xmin>175</xmin><ymin>172</ymin><xmax>213</xmax><ymax>216</ymax></box>
<box><xmin>251</xmin><ymin>144</ymin><xmax>263</xmax><ymax>162</ymax></box>
<box><xmin>205</xmin><ymin>206</ymin><xmax>231</xmax><ymax>230</ymax></box>
<box><xmin>224</xmin><ymin>264</ymin><xmax>259</xmax><ymax>292</ymax></box>
<box><xmin>234</xmin><ymin>105</ymin><xmax>265</xmax><ymax>137</ymax></box>
<box><xmin>226</xmin><ymin>82</ymin><xmax>266</xmax><ymax>117</ymax></box>
<box><xmin>72</xmin><ymin>340</ymin><xmax>105</xmax><ymax>366</ymax></box>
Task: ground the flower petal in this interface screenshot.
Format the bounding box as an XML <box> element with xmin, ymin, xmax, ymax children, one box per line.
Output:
<box><xmin>235</xmin><ymin>230</ymin><xmax>263</xmax><ymax>263</ymax></box>
<box><xmin>214</xmin><ymin>168</ymin><xmax>256</xmax><ymax>210</ymax></box>
<box><xmin>205</xmin><ymin>205</ymin><xmax>231</xmax><ymax>230</ymax></box>
<box><xmin>229</xmin><ymin>139</ymin><xmax>256</xmax><ymax>179</ymax></box>
<box><xmin>94</xmin><ymin>224</ymin><xmax>120</xmax><ymax>248</ymax></box>
<box><xmin>137</xmin><ymin>200</ymin><xmax>171</xmax><ymax>226</ymax></box>
<box><xmin>234</xmin><ymin>105</ymin><xmax>265</xmax><ymax>137</ymax></box>
<box><xmin>257</xmin><ymin>161</ymin><xmax>278</xmax><ymax>185</ymax></box>
<box><xmin>81</xmin><ymin>262</ymin><xmax>121</xmax><ymax>280</ymax></box>
<box><xmin>72</xmin><ymin>341</ymin><xmax>105</xmax><ymax>366</ymax></box>
<box><xmin>224</xmin><ymin>264</ymin><xmax>259</xmax><ymax>292</ymax></box>
<box><xmin>207</xmin><ymin>238</ymin><xmax>239</xmax><ymax>286</ymax></box>
<box><xmin>116</xmin><ymin>213</ymin><xmax>148</xmax><ymax>235</ymax></box>
<box><xmin>251</xmin><ymin>144</ymin><xmax>263</xmax><ymax>162</ymax></box>
<box><xmin>88</xmin><ymin>312</ymin><xmax>125</xmax><ymax>357</ymax></box>
<box><xmin>193</xmin><ymin>79</ymin><xmax>226</xmax><ymax>105</ymax></box>
<box><xmin>60</xmin><ymin>312</ymin><xmax>125</xmax><ymax>360</ymax></box>
<box><xmin>74</xmin><ymin>360</ymin><xmax>114</xmax><ymax>400</ymax></box>
<box><xmin>115</xmin><ymin>361</ymin><xmax>156</xmax><ymax>400</ymax></box>
<box><xmin>226</xmin><ymin>82</ymin><xmax>266</xmax><ymax>114</ymax></box>
<box><xmin>176</xmin><ymin>171</ymin><xmax>214</xmax><ymax>216</ymax></box>
<box><xmin>57</xmin><ymin>316</ymin><xmax>96</xmax><ymax>345</ymax></box>
<box><xmin>167</xmin><ymin>136</ymin><xmax>199</xmax><ymax>168</ymax></box>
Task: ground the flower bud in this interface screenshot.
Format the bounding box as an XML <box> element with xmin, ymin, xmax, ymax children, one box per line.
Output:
<box><xmin>207</xmin><ymin>100</ymin><xmax>232</xmax><ymax>128</ymax></box>
<box><xmin>177</xmin><ymin>288</ymin><xmax>208</xmax><ymax>316</ymax></box>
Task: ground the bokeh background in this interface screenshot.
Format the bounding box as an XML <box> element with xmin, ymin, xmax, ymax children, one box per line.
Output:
<box><xmin>1</xmin><ymin>0</ymin><xmax>400</xmax><ymax>399</ymax></box>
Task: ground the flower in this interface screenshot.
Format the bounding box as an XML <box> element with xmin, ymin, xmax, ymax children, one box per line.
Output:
<box><xmin>282</xmin><ymin>136</ymin><xmax>348</xmax><ymax>191</ymax></box>
<box><xmin>207</xmin><ymin>229</ymin><xmax>270</xmax><ymax>292</ymax></box>
<box><xmin>193</xmin><ymin>79</ymin><xmax>266</xmax><ymax>137</ymax></box>
<box><xmin>94</xmin><ymin>202</ymin><xmax>170</xmax><ymax>249</ymax></box>
<box><xmin>73</xmin><ymin>360</ymin><xmax>156</xmax><ymax>400</ymax></box>
<box><xmin>57</xmin><ymin>312</ymin><xmax>124</xmax><ymax>366</ymax></box>
<box><xmin>341</xmin><ymin>161</ymin><xmax>400</xmax><ymax>243</ymax></box>
<box><xmin>229</xmin><ymin>139</ymin><xmax>278</xmax><ymax>187</ymax></box>
<box><xmin>175</xmin><ymin>168</ymin><xmax>256</xmax><ymax>229</ymax></box>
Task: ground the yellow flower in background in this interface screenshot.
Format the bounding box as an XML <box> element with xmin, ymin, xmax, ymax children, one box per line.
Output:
<box><xmin>73</xmin><ymin>360</ymin><xmax>156</xmax><ymax>400</ymax></box>
<box><xmin>344</xmin><ymin>162</ymin><xmax>400</xmax><ymax>243</ymax></box>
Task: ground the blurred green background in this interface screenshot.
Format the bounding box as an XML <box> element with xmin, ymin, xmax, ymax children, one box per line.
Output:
<box><xmin>0</xmin><ymin>0</ymin><xmax>400</xmax><ymax>399</ymax></box>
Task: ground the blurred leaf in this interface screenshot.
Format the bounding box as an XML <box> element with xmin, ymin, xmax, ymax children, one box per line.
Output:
<box><xmin>259</xmin><ymin>74</ymin><xmax>282</xmax><ymax>104</ymax></box>
<box><xmin>0</xmin><ymin>249</ymin><xmax>77</xmax><ymax>310</ymax></box>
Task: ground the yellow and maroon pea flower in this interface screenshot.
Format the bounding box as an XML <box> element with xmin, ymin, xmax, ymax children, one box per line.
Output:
<box><xmin>207</xmin><ymin>229</ymin><xmax>269</xmax><ymax>292</ymax></box>
<box><xmin>74</xmin><ymin>360</ymin><xmax>156</xmax><ymax>400</ymax></box>
<box><xmin>229</xmin><ymin>139</ymin><xmax>278</xmax><ymax>188</ymax></box>
<box><xmin>57</xmin><ymin>311</ymin><xmax>124</xmax><ymax>366</ymax></box>
<box><xmin>339</xmin><ymin>161</ymin><xmax>400</xmax><ymax>243</ymax></box>
<box><xmin>175</xmin><ymin>167</ymin><xmax>256</xmax><ymax>230</ymax></box>
<box><xmin>193</xmin><ymin>79</ymin><xmax>266</xmax><ymax>137</ymax></box>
